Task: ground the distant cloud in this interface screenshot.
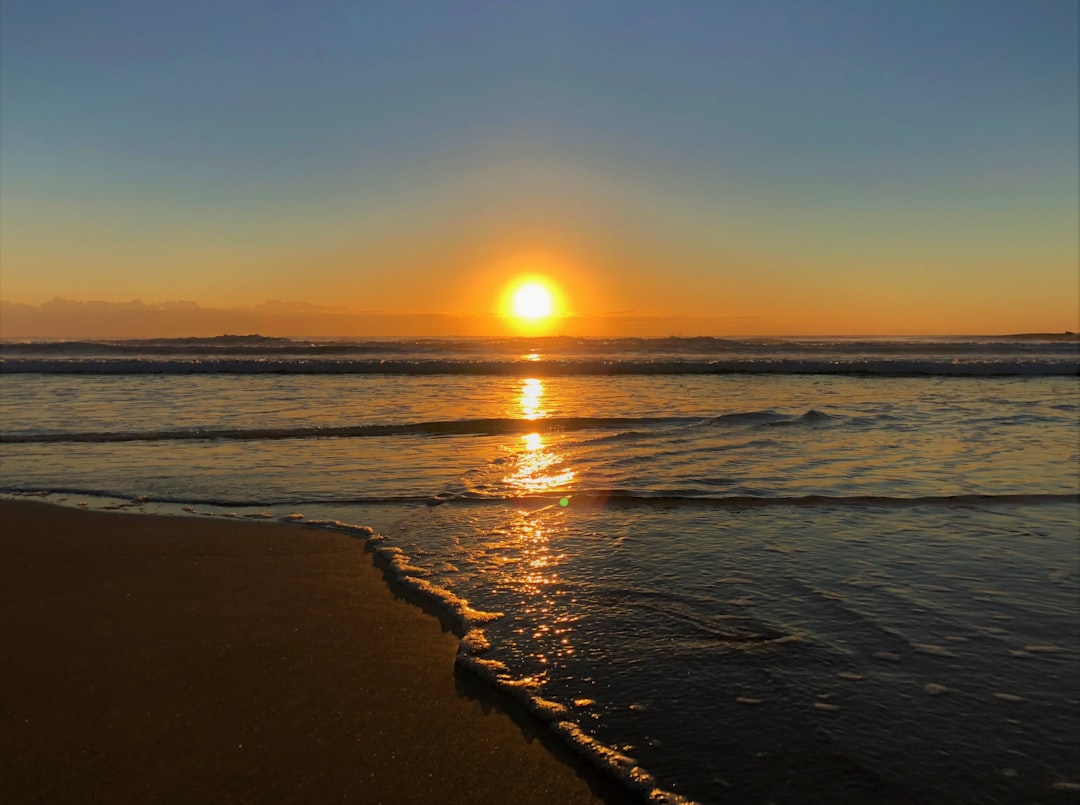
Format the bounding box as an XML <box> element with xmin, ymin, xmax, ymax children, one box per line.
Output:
<box><xmin>0</xmin><ymin>298</ymin><xmax>496</xmax><ymax>338</ymax></box>
<box><xmin>0</xmin><ymin>298</ymin><xmax>774</xmax><ymax>338</ymax></box>
<box><xmin>247</xmin><ymin>300</ymin><xmax>354</xmax><ymax>314</ymax></box>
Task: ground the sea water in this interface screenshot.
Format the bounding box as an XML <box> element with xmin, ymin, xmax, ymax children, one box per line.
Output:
<box><xmin>1</xmin><ymin>336</ymin><xmax>1077</xmax><ymax>803</ymax></box>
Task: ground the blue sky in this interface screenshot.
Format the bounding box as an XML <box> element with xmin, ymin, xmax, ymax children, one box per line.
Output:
<box><xmin>2</xmin><ymin>1</ymin><xmax>1077</xmax><ymax>333</ymax></box>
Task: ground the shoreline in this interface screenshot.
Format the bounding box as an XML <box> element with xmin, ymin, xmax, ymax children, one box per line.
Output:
<box><xmin>0</xmin><ymin>499</ymin><xmax>624</xmax><ymax>804</ymax></box>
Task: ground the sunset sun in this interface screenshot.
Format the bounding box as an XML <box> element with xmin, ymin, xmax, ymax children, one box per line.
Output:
<box><xmin>512</xmin><ymin>282</ymin><xmax>553</xmax><ymax>320</ymax></box>
<box><xmin>501</xmin><ymin>275</ymin><xmax>564</xmax><ymax>330</ymax></box>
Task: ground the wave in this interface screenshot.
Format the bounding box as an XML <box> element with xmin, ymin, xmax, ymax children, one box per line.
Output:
<box><xmin>0</xmin><ymin>409</ymin><xmax>849</xmax><ymax>445</ymax></box>
<box><xmin>310</xmin><ymin>515</ymin><xmax>695</xmax><ymax>804</ymax></box>
<box><xmin>0</xmin><ymin>415</ymin><xmax>704</xmax><ymax>444</ymax></box>
<box><xmin>4</xmin><ymin>487</ymin><xmax>1074</xmax><ymax>510</ymax></box>
<box><xmin>1</xmin><ymin>356</ymin><xmax>1076</xmax><ymax>376</ymax></box>
<box><xmin>3</xmin><ymin>334</ymin><xmax>1077</xmax><ymax>356</ymax></box>
<box><xmin>428</xmin><ymin>491</ymin><xmax>1079</xmax><ymax>509</ymax></box>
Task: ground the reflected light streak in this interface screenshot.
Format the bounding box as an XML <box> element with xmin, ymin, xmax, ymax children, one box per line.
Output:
<box><xmin>520</xmin><ymin>377</ymin><xmax>545</xmax><ymax>420</ymax></box>
<box><xmin>497</xmin><ymin>370</ymin><xmax>580</xmax><ymax>669</ymax></box>
<box><xmin>515</xmin><ymin>517</ymin><xmax>564</xmax><ymax>593</ymax></box>
<box><xmin>505</xmin><ymin>512</ymin><xmax>575</xmax><ymax>664</ymax></box>
<box><xmin>506</xmin><ymin>432</ymin><xmax>576</xmax><ymax>492</ymax></box>
<box><xmin>508</xmin><ymin>377</ymin><xmax>574</xmax><ymax>492</ymax></box>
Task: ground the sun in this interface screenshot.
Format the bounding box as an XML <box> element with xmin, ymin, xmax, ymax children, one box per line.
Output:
<box><xmin>512</xmin><ymin>282</ymin><xmax>553</xmax><ymax>320</ymax></box>
<box><xmin>501</xmin><ymin>275</ymin><xmax>563</xmax><ymax>330</ymax></box>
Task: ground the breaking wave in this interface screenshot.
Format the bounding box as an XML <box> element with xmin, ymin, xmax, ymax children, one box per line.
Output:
<box><xmin>0</xmin><ymin>409</ymin><xmax>851</xmax><ymax>444</ymax></box>
<box><xmin>2</xmin><ymin>334</ymin><xmax>1076</xmax><ymax>376</ymax></box>
<box><xmin>2</xmin><ymin>356</ymin><xmax>1075</xmax><ymax>376</ymax></box>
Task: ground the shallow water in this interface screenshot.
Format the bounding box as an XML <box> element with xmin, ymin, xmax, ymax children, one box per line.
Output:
<box><xmin>1</xmin><ymin>337</ymin><xmax>1077</xmax><ymax>803</ymax></box>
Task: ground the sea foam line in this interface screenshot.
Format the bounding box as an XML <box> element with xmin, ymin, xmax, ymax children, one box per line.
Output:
<box><xmin>2</xmin><ymin>486</ymin><xmax>1075</xmax><ymax>511</ymax></box>
<box><xmin>3</xmin><ymin>333</ymin><xmax>1077</xmax><ymax>357</ymax></box>
<box><xmin>294</xmin><ymin>516</ymin><xmax>697</xmax><ymax>804</ymax></box>
<box><xmin>1</xmin><ymin>357</ymin><xmax>1076</xmax><ymax>376</ymax></box>
<box><xmin>0</xmin><ymin>408</ymin><xmax>929</xmax><ymax>445</ymax></box>
<box><xmin>0</xmin><ymin>415</ymin><xmax>702</xmax><ymax>444</ymax></box>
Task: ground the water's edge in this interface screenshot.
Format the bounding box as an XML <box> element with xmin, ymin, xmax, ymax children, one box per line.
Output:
<box><xmin>0</xmin><ymin>491</ymin><xmax>687</xmax><ymax>805</ymax></box>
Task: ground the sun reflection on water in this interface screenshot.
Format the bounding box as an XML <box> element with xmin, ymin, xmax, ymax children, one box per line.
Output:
<box><xmin>493</xmin><ymin>377</ymin><xmax>581</xmax><ymax>670</ymax></box>
<box><xmin>520</xmin><ymin>377</ymin><xmax>544</xmax><ymax>420</ymax></box>
<box><xmin>517</xmin><ymin>516</ymin><xmax>563</xmax><ymax>591</ymax></box>
<box><xmin>503</xmin><ymin>510</ymin><xmax>576</xmax><ymax>667</ymax></box>
<box><xmin>504</xmin><ymin>432</ymin><xmax>577</xmax><ymax>492</ymax></box>
<box><xmin>505</xmin><ymin>378</ymin><xmax>576</xmax><ymax>493</ymax></box>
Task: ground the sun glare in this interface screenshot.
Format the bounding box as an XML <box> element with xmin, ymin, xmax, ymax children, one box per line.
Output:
<box><xmin>512</xmin><ymin>283</ymin><xmax>553</xmax><ymax>320</ymax></box>
<box><xmin>501</xmin><ymin>275</ymin><xmax>563</xmax><ymax>330</ymax></box>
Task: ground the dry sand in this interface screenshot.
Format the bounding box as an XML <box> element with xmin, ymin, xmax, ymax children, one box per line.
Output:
<box><xmin>0</xmin><ymin>500</ymin><xmax>619</xmax><ymax>804</ymax></box>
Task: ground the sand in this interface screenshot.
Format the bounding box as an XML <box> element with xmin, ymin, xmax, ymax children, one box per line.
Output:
<box><xmin>0</xmin><ymin>500</ymin><xmax>617</xmax><ymax>804</ymax></box>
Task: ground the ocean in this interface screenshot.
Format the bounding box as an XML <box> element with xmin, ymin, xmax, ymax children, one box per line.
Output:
<box><xmin>1</xmin><ymin>335</ymin><xmax>1077</xmax><ymax>804</ymax></box>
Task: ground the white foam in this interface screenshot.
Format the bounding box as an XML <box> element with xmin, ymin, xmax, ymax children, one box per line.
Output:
<box><xmin>450</xmin><ymin>615</ymin><xmax>698</xmax><ymax>803</ymax></box>
<box><xmin>460</xmin><ymin>628</ymin><xmax>490</xmax><ymax>654</ymax></box>
<box><xmin>455</xmin><ymin>654</ymin><xmax>511</xmax><ymax>680</ymax></box>
<box><xmin>367</xmin><ymin>541</ymin><xmax>503</xmax><ymax>629</ymax></box>
<box><xmin>338</xmin><ymin>525</ymin><xmax>695</xmax><ymax>803</ymax></box>
<box><xmin>302</xmin><ymin>518</ymin><xmax>374</xmax><ymax>536</ymax></box>
<box><xmin>551</xmin><ymin>721</ymin><xmax>698</xmax><ymax>804</ymax></box>
<box><xmin>531</xmin><ymin>697</ymin><xmax>570</xmax><ymax>720</ymax></box>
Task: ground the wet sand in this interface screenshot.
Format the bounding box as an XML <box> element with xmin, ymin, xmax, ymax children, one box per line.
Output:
<box><xmin>0</xmin><ymin>500</ymin><xmax>612</xmax><ymax>804</ymax></box>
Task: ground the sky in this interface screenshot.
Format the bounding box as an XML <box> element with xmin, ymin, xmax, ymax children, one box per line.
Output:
<box><xmin>1</xmin><ymin>0</ymin><xmax>1077</xmax><ymax>336</ymax></box>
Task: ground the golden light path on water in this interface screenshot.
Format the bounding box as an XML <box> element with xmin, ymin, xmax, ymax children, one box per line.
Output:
<box><xmin>506</xmin><ymin>377</ymin><xmax>576</xmax><ymax>494</ymax></box>
<box><xmin>519</xmin><ymin>377</ymin><xmax>544</xmax><ymax>420</ymax></box>
<box><xmin>496</xmin><ymin>377</ymin><xmax>580</xmax><ymax>671</ymax></box>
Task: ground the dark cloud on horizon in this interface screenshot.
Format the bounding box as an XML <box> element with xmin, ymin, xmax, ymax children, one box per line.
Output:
<box><xmin>0</xmin><ymin>299</ymin><xmax>766</xmax><ymax>339</ymax></box>
<box><xmin>0</xmin><ymin>298</ymin><xmax>479</xmax><ymax>338</ymax></box>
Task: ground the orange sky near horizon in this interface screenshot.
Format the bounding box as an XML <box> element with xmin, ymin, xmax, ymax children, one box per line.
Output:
<box><xmin>2</xmin><ymin>234</ymin><xmax>1077</xmax><ymax>337</ymax></box>
<box><xmin>2</xmin><ymin>3</ymin><xmax>1077</xmax><ymax>338</ymax></box>
<box><xmin>3</xmin><ymin>163</ymin><xmax>1076</xmax><ymax>336</ymax></box>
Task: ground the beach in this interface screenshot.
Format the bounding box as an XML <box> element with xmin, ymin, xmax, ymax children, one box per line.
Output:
<box><xmin>3</xmin><ymin>0</ymin><xmax>1078</xmax><ymax>798</ymax></box>
<box><xmin>1</xmin><ymin>337</ymin><xmax>1077</xmax><ymax>802</ymax></box>
<box><xmin>0</xmin><ymin>499</ymin><xmax>612</xmax><ymax>804</ymax></box>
